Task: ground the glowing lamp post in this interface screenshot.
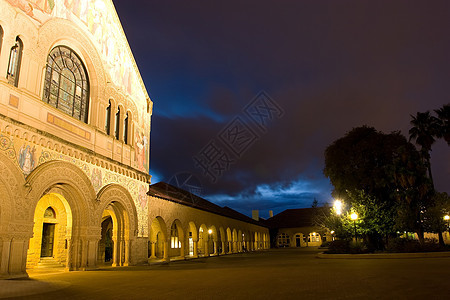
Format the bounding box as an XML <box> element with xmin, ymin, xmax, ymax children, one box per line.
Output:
<box><xmin>334</xmin><ymin>200</ymin><xmax>343</xmax><ymax>215</ymax></box>
<box><xmin>444</xmin><ymin>215</ymin><xmax>450</xmax><ymax>232</ymax></box>
<box><xmin>350</xmin><ymin>212</ymin><xmax>358</xmax><ymax>242</ymax></box>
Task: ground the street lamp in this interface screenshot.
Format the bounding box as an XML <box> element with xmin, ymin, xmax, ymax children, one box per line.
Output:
<box><xmin>350</xmin><ymin>212</ymin><xmax>358</xmax><ymax>242</ymax></box>
<box><xmin>444</xmin><ymin>215</ymin><xmax>449</xmax><ymax>233</ymax></box>
<box><xmin>334</xmin><ymin>200</ymin><xmax>343</xmax><ymax>215</ymax></box>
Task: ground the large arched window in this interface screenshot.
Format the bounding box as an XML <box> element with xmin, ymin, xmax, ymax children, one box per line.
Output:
<box><xmin>7</xmin><ymin>36</ymin><xmax>23</xmax><ymax>87</ymax></box>
<box><xmin>42</xmin><ymin>46</ymin><xmax>89</xmax><ymax>123</ymax></box>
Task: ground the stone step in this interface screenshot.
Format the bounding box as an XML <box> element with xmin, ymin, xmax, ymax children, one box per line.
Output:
<box><xmin>36</xmin><ymin>258</ymin><xmax>65</xmax><ymax>268</ymax></box>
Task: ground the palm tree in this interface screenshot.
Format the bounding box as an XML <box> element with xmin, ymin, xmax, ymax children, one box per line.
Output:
<box><xmin>408</xmin><ymin>111</ymin><xmax>440</xmax><ymax>187</ymax></box>
<box><xmin>435</xmin><ymin>104</ymin><xmax>450</xmax><ymax>146</ymax></box>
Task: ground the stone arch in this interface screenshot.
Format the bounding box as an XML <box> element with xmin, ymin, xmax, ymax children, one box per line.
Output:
<box><xmin>209</xmin><ymin>225</ymin><xmax>218</xmax><ymax>255</ymax></box>
<box><xmin>27</xmin><ymin>193</ymin><xmax>73</xmax><ymax>269</ymax></box>
<box><xmin>0</xmin><ymin>151</ymin><xmax>25</xmax><ymax>229</ymax></box>
<box><xmin>226</xmin><ymin>227</ymin><xmax>232</xmax><ymax>254</ymax></box>
<box><xmin>198</xmin><ymin>224</ymin><xmax>208</xmax><ymax>256</ymax></box>
<box><xmin>0</xmin><ymin>151</ymin><xmax>27</xmax><ymax>278</ymax></box>
<box><xmin>26</xmin><ymin>160</ymin><xmax>95</xmax><ymax>224</ymax></box>
<box><xmin>187</xmin><ymin>221</ymin><xmax>197</xmax><ymax>257</ymax></box>
<box><xmin>238</xmin><ymin>229</ymin><xmax>243</xmax><ymax>252</ymax></box>
<box><xmin>25</xmin><ymin>160</ymin><xmax>96</xmax><ymax>271</ymax></box>
<box><xmin>149</xmin><ymin>216</ymin><xmax>168</xmax><ymax>260</ymax></box>
<box><xmin>232</xmin><ymin>229</ymin><xmax>238</xmax><ymax>253</ymax></box>
<box><xmin>169</xmin><ymin>219</ymin><xmax>184</xmax><ymax>258</ymax></box>
<box><xmin>219</xmin><ymin>227</ymin><xmax>226</xmax><ymax>255</ymax></box>
<box><xmin>96</xmin><ymin>184</ymin><xmax>138</xmax><ymax>266</ymax></box>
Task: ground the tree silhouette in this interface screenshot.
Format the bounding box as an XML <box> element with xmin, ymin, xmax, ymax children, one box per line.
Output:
<box><xmin>435</xmin><ymin>104</ymin><xmax>450</xmax><ymax>146</ymax></box>
<box><xmin>408</xmin><ymin>111</ymin><xmax>440</xmax><ymax>187</ymax></box>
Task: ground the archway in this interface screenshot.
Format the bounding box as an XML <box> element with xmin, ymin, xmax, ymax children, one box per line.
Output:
<box><xmin>226</xmin><ymin>228</ymin><xmax>232</xmax><ymax>254</ymax></box>
<box><xmin>219</xmin><ymin>227</ymin><xmax>226</xmax><ymax>255</ymax></box>
<box><xmin>149</xmin><ymin>216</ymin><xmax>168</xmax><ymax>260</ymax></box>
<box><xmin>98</xmin><ymin>215</ymin><xmax>113</xmax><ymax>264</ymax></box>
<box><xmin>96</xmin><ymin>184</ymin><xmax>138</xmax><ymax>267</ymax></box>
<box><xmin>208</xmin><ymin>226</ymin><xmax>217</xmax><ymax>255</ymax></box>
<box><xmin>198</xmin><ymin>224</ymin><xmax>208</xmax><ymax>256</ymax></box>
<box><xmin>169</xmin><ymin>219</ymin><xmax>184</xmax><ymax>258</ymax></box>
<box><xmin>188</xmin><ymin>221</ymin><xmax>198</xmax><ymax>257</ymax></box>
<box><xmin>27</xmin><ymin>193</ymin><xmax>72</xmax><ymax>270</ymax></box>
<box><xmin>237</xmin><ymin>230</ymin><xmax>243</xmax><ymax>252</ymax></box>
<box><xmin>232</xmin><ymin>229</ymin><xmax>238</xmax><ymax>253</ymax></box>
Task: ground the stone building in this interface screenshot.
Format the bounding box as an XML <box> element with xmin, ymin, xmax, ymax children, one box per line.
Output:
<box><xmin>147</xmin><ymin>183</ymin><xmax>269</xmax><ymax>261</ymax></box>
<box><xmin>0</xmin><ymin>0</ymin><xmax>268</xmax><ymax>279</ymax></box>
<box><xmin>264</xmin><ymin>207</ymin><xmax>332</xmax><ymax>248</ymax></box>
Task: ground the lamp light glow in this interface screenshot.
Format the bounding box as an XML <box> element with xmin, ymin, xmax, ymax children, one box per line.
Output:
<box><xmin>350</xmin><ymin>212</ymin><xmax>358</xmax><ymax>220</ymax></box>
<box><xmin>334</xmin><ymin>200</ymin><xmax>343</xmax><ymax>215</ymax></box>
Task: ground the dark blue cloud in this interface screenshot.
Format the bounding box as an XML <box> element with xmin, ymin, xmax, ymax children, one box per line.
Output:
<box><xmin>116</xmin><ymin>0</ymin><xmax>450</xmax><ymax>217</ymax></box>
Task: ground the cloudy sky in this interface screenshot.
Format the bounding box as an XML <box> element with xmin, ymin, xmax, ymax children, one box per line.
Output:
<box><xmin>114</xmin><ymin>0</ymin><xmax>449</xmax><ymax>218</ymax></box>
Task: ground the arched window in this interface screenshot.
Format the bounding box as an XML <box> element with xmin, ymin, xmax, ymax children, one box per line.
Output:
<box><xmin>44</xmin><ymin>207</ymin><xmax>56</xmax><ymax>219</ymax></box>
<box><xmin>114</xmin><ymin>106</ymin><xmax>120</xmax><ymax>140</ymax></box>
<box><xmin>42</xmin><ymin>46</ymin><xmax>89</xmax><ymax>123</ymax></box>
<box><xmin>123</xmin><ymin>112</ymin><xmax>129</xmax><ymax>144</ymax></box>
<box><xmin>171</xmin><ymin>223</ymin><xmax>180</xmax><ymax>249</ymax></box>
<box><xmin>7</xmin><ymin>36</ymin><xmax>23</xmax><ymax>87</ymax></box>
<box><xmin>105</xmin><ymin>100</ymin><xmax>111</xmax><ymax>135</ymax></box>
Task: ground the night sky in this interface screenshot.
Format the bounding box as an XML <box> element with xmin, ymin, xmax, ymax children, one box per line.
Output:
<box><xmin>114</xmin><ymin>0</ymin><xmax>450</xmax><ymax>218</ymax></box>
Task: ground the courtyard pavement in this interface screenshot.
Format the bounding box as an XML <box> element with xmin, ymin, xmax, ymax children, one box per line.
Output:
<box><xmin>1</xmin><ymin>248</ymin><xmax>449</xmax><ymax>299</ymax></box>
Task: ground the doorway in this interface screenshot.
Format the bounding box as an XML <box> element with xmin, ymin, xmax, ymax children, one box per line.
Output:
<box><xmin>40</xmin><ymin>223</ymin><xmax>55</xmax><ymax>257</ymax></box>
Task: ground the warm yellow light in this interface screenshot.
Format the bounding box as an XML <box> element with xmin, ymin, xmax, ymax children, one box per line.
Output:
<box><xmin>444</xmin><ymin>215</ymin><xmax>450</xmax><ymax>221</ymax></box>
<box><xmin>208</xmin><ymin>229</ymin><xmax>212</xmax><ymax>234</ymax></box>
<box><xmin>350</xmin><ymin>213</ymin><xmax>358</xmax><ymax>220</ymax></box>
<box><xmin>334</xmin><ymin>200</ymin><xmax>343</xmax><ymax>215</ymax></box>
<box><xmin>330</xmin><ymin>230</ymin><xmax>335</xmax><ymax>234</ymax></box>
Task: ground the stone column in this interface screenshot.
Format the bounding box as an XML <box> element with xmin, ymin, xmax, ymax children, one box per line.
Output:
<box><xmin>221</xmin><ymin>241</ymin><xmax>225</xmax><ymax>255</ymax></box>
<box><xmin>150</xmin><ymin>242</ymin><xmax>156</xmax><ymax>259</ymax></box>
<box><xmin>65</xmin><ymin>238</ymin><xmax>72</xmax><ymax>271</ymax></box>
<box><xmin>6</xmin><ymin>237</ymin><xmax>30</xmax><ymax>278</ymax></box>
<box><xmin>163</xmin><ymin>241</ymin><xmax>169</xmax><ymax>262</ymax></box>
<box><xmin>204</xmin><ymin>239</ymin><xmax>209</xmax><ymax>257</ymax></box>
<box><xmin>193</xmin><ymin>240</ymin><xmax>198</xmax><ymax>258</ymax></box>
<box><xmin>0</xmin><ymin>237</ymin><xmax>12</xmax><ymax>277</ymax></box>
<box><xmin>86</xmin><ymin>239</ymin><xmax>99</xmax><ymax>270</ymax></box>
<box><xmin>124</xmin><ymin>240</ymin><xmax>130</xmax><ymax>266</ymax></box>
<box><xmin>112</xmin><ymin>238</ymin><xmax>119</xmax><ymax>266</ymax></box>
<box><xmin>213</xmin><ymin>241</ymin><xmax>218</xmax><ymax>255</ymax></box>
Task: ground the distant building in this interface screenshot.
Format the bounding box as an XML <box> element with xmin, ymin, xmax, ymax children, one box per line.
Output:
<box><xmin>264</xmin><ymin>208</ymin><xmax>332</xmax><ymax>248</ymax></box>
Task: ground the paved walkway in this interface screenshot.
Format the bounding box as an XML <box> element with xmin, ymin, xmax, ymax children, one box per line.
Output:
<box><xmin>1</xmin><ymin>248</ymin><xmax>449</xmax><ymax>299</ymax></box>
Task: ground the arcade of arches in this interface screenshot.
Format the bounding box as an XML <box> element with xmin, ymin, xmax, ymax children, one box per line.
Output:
<box><xmin>0</xmin><ymin>156</ymin><xmax>269</xmax><ymax>279</ymax></box>
<box><xmin>147</xmin><ymin>183</ymin><xmax>269</xmax><ymax>261</ymax></box>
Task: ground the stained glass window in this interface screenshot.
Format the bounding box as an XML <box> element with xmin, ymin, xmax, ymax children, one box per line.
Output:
<box><xmin>42</xmin><ymin>46</ymin><xmax>89</xmax><ymax>123</ymax></box>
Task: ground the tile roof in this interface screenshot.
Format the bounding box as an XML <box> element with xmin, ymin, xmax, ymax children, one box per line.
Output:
<box><xmin>263</xmin><ymin>207</ymin><xmax>330</xmax><ymax>229</ymax></box>
<box><xmin>147</xmin><ymin>182</ymin><xmax>266</xmax><ymax>227</ymax></box>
